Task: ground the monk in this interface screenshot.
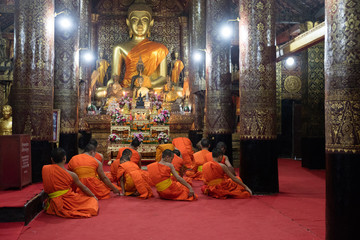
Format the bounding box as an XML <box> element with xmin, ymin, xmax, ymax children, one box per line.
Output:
<box><xmin>172</xmin><ymin>149</ymin><xmax>192</xmax><ymax>185</ymax></box>
<box><xmin>201</xmin><ymin>148</ymin><xmax>252</xmax><ymax>199</ymax></box>
<box><xmin>155</xmin><ymin>140</ymin><xmax>175</xmax><ymax>162</ymax></box>
<box><xmin>172</xmin><ymin>137</ymin><xmax>195</xmax><ymax>169</ymax></box>
<box><xmin>117</xmin><ymin>155</ymin><xmax>153</xmax><ymax>199</ymax></box>
<box><xmin>192</xmin><ymin>138</ymin><xmax>211</xmax><ymax>180</ymax></box>
<box><xmin>147</xmin><ymin>149</ymin><xmax>197</xmax><ymax>201</ymax></box>
<box><xmin>68</xmin><ymin>144</ymin><xmax>120</xmax><ymax>199</ymax></box>
<box><xmin>42</xmin><ymin>148</ymin><xmax>98</xmax><ymax>218</ymax></box>
<box><xmin>116</xmin><ymin>138</ymin><xmax>142</xmax><ymax>168</ymax></box>
<box><xmin>204</xmin><ymin>142</ymin><xmax>236</xmax><ymax>175</ymax></box>
<box><xmin>89</xmin><ymin>139</ymin><xmax>104</xmax><ymax>163</ymax></box>
<box><xmin>110</xmin><ymin>149</ymin><xmax>132</xmax><ymax>185</ymax></box>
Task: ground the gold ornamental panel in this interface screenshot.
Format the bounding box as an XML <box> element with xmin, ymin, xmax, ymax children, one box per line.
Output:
<box><xmin>284</xmin><ymin>76</ymin><xmax>302</xmax><ymax>93</ymax></box>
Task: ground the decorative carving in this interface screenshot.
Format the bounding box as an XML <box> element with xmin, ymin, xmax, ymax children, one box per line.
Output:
<box><xmin>325</xmin><ymin>0</ymin><xmax>360</xmax><ymax>153</ymax></box>
<box><xmin>284</xmin><ymin>76</ymin><xmax>301</xmax><ymax>93</ymax></box>
<box><xmin>239</xmin><ymin>0</ymin><xmax>276</xmax><ymax>140</ymax></box>
<box><xmin>12</xmin><ymin>0</ymin><xmax>54</xmax><ymax>140</ymax></box>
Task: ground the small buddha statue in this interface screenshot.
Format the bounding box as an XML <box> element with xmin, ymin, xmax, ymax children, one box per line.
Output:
<box><xmin>131</xmin><ymin>56</ymin><xmax>149</xmax><ymax>100</ymax></box>
<box><xmin>0</xmin><ymin>105</ymin><xmax>12</xmax><ymax>135</ymax></box>
<box><xmin>169</xmin><ymin>51</ymin><xmax>184</xmax><ymax>86</ymax></box>
<box><xmin>163</xmin><ymin>77</ymin><xmax>179</xmax><ymax>102</ymax></box>
<box><xmin>136</xmin><ymin>92</ymin><xmax>145</xmax><ymax>109</ymax></box>
<box><xmin>111</xmin><ymin>0</ymin><xmax>169</xmax><ymax>89</ymax></box>
<box><xmin>104</xmin><ymin>75</ymin><xmax>122</xmax><ymax>108</ymax></box>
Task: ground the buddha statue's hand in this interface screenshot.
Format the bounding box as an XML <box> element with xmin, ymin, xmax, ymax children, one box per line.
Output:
<box><xmin>151</xmin><ymin>76</ymin><xmax>167</xmax><ymax>89</ymax></box>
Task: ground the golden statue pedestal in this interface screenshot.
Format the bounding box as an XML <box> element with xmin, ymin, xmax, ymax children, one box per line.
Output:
<box><xmin>169</xmin><ymin>112</ymin><xmax>194</xmax><ymax>139</ymax></box>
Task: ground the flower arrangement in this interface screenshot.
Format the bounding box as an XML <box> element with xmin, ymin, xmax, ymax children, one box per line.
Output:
<box><xmin>107</xmin><ymin>100</ymin><xmax>119</xmax><ymax>114</ymax></box>
<box><xmin>108</xmin><ymin>133</ymin><xmax>120</xmax><ymax>143</ymax></box>
<box><xmin>119</xmin><ymin>95</ymin><xmax>132</xmax><ymax>109</ymax></box>
<box><xmin>160</xmin><ymin>109</ymin><xmax>170</xmax><ymax>119</ymax></box>
<box><xmin>87</xmin><ymin>104</ymin><xmax>97</xmax><ymax>115</ymax></box>
<box><xmin>153</xmin><ymin>113</ymin><xmax>166</xmax><ymax>124</ymax></box>
<box><xmin>150</xmin><ymin>94</ymin><xmax>162</xmax><ymax>110</ymax></box>
<box><xmin>115</xmin><ymin>113</ymin><xmax>127</xmax><ymax>124</ymax></box>
<box><xmin>158</xmin><ymin>132</ymin><xmax>170</xmax><ymax>143</ymax></box>
<box><xmin>133</xmin><ymin>132</ymin><xmax>144</xmax><ymax>143</ymax></box>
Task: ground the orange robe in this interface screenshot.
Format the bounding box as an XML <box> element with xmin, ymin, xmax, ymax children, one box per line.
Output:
<box><xmin>172</xmin><ymin>155</ymin><xmax>192</xmax><ymax>185</ymax></box>
<box><xmin>172</xmin><ymin>137</ymin><xmax>195</xmax><ymax>168</ymax></box>
<box><xmin>204</xmin><ymin>151</ymin><xmax>226</xmax><ymax>164</ymax></box>
<box><xmin>147</xmin><ymin>162</ymin><xmax>197</xmax><ymax>201</ymax></box>
<box><xmin>171</xmin><ymin>59</ymin><xmax>184</xmax><ymax>83</ymax></box>
<box><xmin>94</xmin><ymin>152</ymin><xmax>103</xmax><ymax>163</ymax></box>
<box><xmin>191</xmin><ymin>149</ymin><xmax>211</xmax><ymax>180</ymax></box>
<box><xmin>201</xmin><ymin>161</ymin><xmax>250</xmax><ymax>199</ymax></box>
<box><xmin>117</xmin><ymin>161</ymin><xmax>153</xmax><ymax>199</ymax></box>
<box><xmin>155</xmin><ymin>143</ymin><xmax>175</xmax><ymax>162</ymax></box>
<box><xmin>116</xmin><ymin>147</ymin><xmax>141</xmax><ymax>165</ymax></box>
<box><xmin>110</xmin><ymin>159</ymin><xmax>121</xmax><ymax>183</ymax></box>
<box><xmin>122</xmin><ymin>39</ymin><xmax>169</xmax><ymax>88</ymax></box>
<box><xmin>42</xmin><ymin>164</ymin><xmax>98</xmax><ymax>218</ymax></box>
<box><xmin>68</xmin><ymin>153</ymin><xmax>111</xmax><ymax>200</ymax></box>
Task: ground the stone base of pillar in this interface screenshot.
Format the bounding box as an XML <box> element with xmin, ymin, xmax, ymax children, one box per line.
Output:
<box><xmin>188</xmin><ymin>130</ymin><xmax>203</xmax><ymax>149</ymax></box>
<box><xmin>31</xmin><ymin>141</ymin><xmax>52</xmax><ymax>182</ymax></box>
<box><xmin>208</xmin><ymin>133</ymin><xmax>233</xmax><ymax>164</ymax></box>
<box><xmin>301</xmin><ymin>137</ymin><xmax>325</xmax><ymax>169</ymax></box>
<box><xmin>59</xmin><ymin>133</ymin><xmax>78</xmax><ymax>162</ymax></box>
<box><xmin>240</xmin><ymin>139</ymin><xmax>279</xmax><ymax>194</ymax></box>
<box><xmin>326</xmin><ymin>153</ymin><xmax>360</xmax><ymax>240</ymax></box>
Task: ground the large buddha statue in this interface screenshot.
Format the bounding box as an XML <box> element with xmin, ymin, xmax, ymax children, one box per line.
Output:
<box><xmin>111</xmin><ymin>0</ymin><xmax>168</xmax><ymax>89</ymax></box>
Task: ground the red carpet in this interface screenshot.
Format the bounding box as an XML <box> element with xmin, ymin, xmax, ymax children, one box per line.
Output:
<box><xmin>0</xmin><ymin>183</ymin><xmax>43</xmax><ymax>207</ymax></box>
<box><xmin>2</xmin><ymin>159</ymin><xmax>325</xmax><ymax>240</ymax></box>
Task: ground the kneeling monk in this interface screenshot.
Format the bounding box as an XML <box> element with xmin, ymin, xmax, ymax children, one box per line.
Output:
<box><xmin>68</xmin><ymin>144</ymin><xmax>120</xmax><ymax>199</ymax></box>
<box><xmin>147</xmin><ymin>149</ymin><xmax>197</xmax><ymax>201</ymax></box>
<box><xmin>117</xmin><ymin>155</ymin><xmax>153</xmax><ymax>199</ymax></box>
<box><xmin>42</xmin><ymin>148</ymin><xmax>98</xmax><ymax>218</ymax></box>
<box><xmin>201</xmin><ymin>148</ymin><xmax>252</xmax><ymax>199</ymax></box>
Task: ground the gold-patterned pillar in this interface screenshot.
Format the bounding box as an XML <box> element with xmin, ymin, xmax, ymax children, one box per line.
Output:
<box><xmin>325</xmin><ymin>0</ymin><xmax>360</xmax><ymax>239</ymax></box>
<box><xmin>206</xmin><ymin>0</ymin><xmax>233</xmax><ymax>160</ymax></box>
<box><xmin>189</xmin><ymin>0</ymin><xmax>206</xmax><ymax>132</ymax></box>
<box><xmin>54</xmin><ymin>0</ymin><xmax>80</xmax><ymax>160</ymax></box>
<box><xmin>12</xmin><ymin>0</ymin><xmax>54</xmax><ymax>181</ymax></box>
<box><xmin>239</xmin><ymin>0</ymin><xmax>278</xmax><ymax>193</ymax></box>
<box><xmin>78</xmin><ymin>0</ymin><xmax>91</xmax><ymax>132</ymax></box>
<box><xmin>179</xmin><ymin>16</ymin><xmax>189</xmax><ymax>77</ymax></box>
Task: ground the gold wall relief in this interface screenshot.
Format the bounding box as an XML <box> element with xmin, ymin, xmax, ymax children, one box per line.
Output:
<box><xmin>284</xmin><ymin>76</ymin><xmax>301</xmax><ymax>93</ymax></box>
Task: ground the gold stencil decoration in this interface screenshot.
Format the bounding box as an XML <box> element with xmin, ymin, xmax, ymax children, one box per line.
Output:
<box><xmin>284</xmin><ymin>76</ymin><xmax>301</xmax><ymax>93</ymax></box>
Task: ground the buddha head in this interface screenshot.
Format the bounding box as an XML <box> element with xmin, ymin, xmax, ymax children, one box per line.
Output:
<box><xmin>127</xmin><ymin>0</ymin><xmax>154</xmax><ymax>38</ymax></box>
<box><xmin>1</xmin><ymin>105</ymin><xmax>12</xmax><ymax>120</ymax></box>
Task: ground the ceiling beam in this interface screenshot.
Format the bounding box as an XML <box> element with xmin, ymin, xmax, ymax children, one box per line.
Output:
<box><xmin>277</xmin><ymin>22</ymin><xmax>325</xmax><ymax>60</ymax></box>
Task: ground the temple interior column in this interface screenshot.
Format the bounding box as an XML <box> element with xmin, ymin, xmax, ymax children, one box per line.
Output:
<box><xmin>54</xmin><ymin>0</ymin><xmax>80</xmax><ymax>161</ymax></box>
<box><xmin>205</xmin><ymin>0</ymin><xmax>233</xmax><ymax>160</ymax></box>
<box><xmin>78</xmin><ymin>0</ymin><xmax>91</xmax><ymax>133</ymax></box>
<box><xmin>325</xmin><ymin>0</ymin><xmax>360</xmax><ymax>239</ymax></box>
<box><xmin>179</xmin><ymin>16</ymin><xmax>189</xmax><ymax>83</ymax></box>
<box><xmin>189</xmin><ymin>0</ymin><xmax>206</xmax><ymax>142</ymax></box>
<box><xmin>239</xmin><ymin>0</ymin><xmax>279</xmax><ymax>193</ymax></box>
<box><xmin>12</xmin><ymin>0</ymin><xmax>54</xmax><ymax>182</ymax></box>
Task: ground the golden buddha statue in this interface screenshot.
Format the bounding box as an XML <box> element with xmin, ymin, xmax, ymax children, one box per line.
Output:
<box><xmin>104</xmin><ymin>75</ymin><xmax>123</xmax><ymax>109</ymax></box>
<box><xmin>169</xmin><ymin>52</ymin><xmax>184</xmax><ymax>85</ymax></box>
<box><xmin>0</xmin><ymin>105</ymin><xmax>12</xmax><ymax>135</ymax></box>
<box><xmin>111</xmin><ymin>0</ymin><xmax>168</xmax><ymax>89</ymax></box>
<box><xmin>163</xmin><ymin>77</ymin><xmax>179</xmax><ymax>103</ymax></box>
<box><xmin>131</xmin><ymin>56</ymin><xmax>149</xmax><ymax>100</ymax></box>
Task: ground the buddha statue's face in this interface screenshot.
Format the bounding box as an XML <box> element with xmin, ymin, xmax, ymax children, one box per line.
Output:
<box><xmin>2</xmin><ymin>106</ymin><xmax>12</xmax><ymax>120</ymax></box>
<box><xmin>127</xmin><ymin>11</ymin><xmax>154</xmax><ymax>38</ymax></box>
